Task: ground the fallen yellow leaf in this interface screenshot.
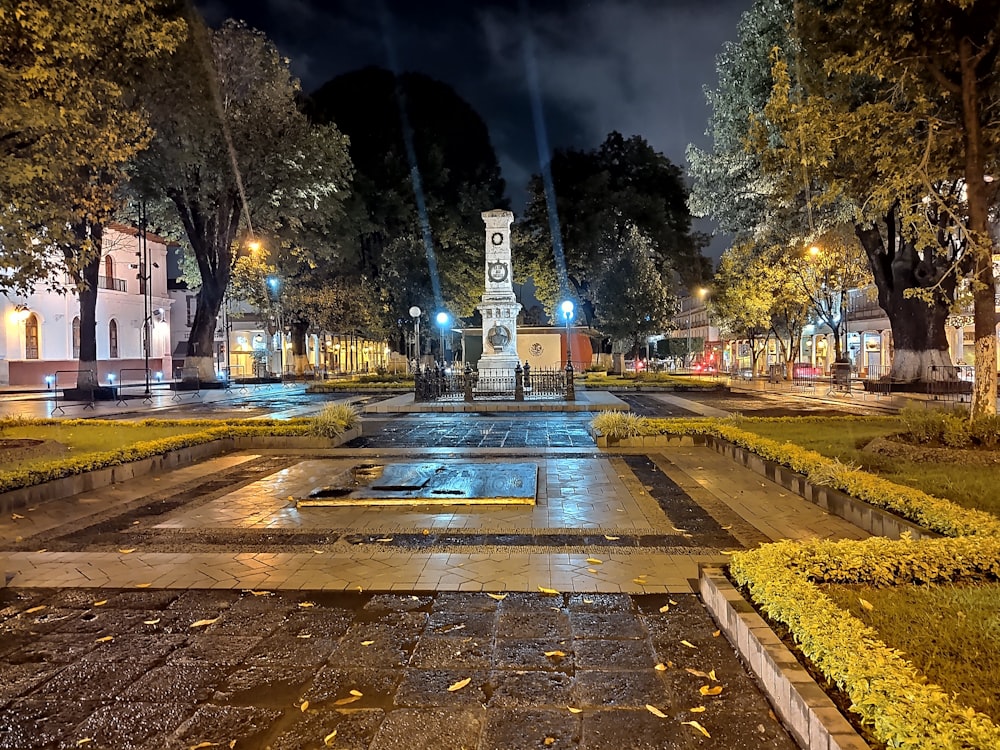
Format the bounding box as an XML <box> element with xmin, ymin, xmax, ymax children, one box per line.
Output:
<box><xmin>118</xmin><ymin>548</ymin><xmax>136</xmax><ymax>554</ymax></box>
<box><xmin>36</xmin><ymin>549</ymin><xmax>46</xmax><ymax>553</ymax></box>
<box><xmin>189</xmin><ymin>742</ymin><xmax>219</xmax><ymax>749</ymax></box>
<box><xmin>299</xmin><ymin>602</ymin><xmax>316</xmax><ymax>608</ymax></box>
<box><xmin>24</xmin><ymin>605</ymin><xmax>46</xmax><ymax>614</ymax></box>
<box><xmin>375</xmin><ymin>537</ymin><xmax>393</xmax><ymax>542</ymax></box>
<box><xmin>654</xmin><ymin>662</ymin><xmax>667</xmax><ymax>671</ymax></box>
<box><xmin>300</xmin><ymin>700</ymin><xmax>309</xmax><ymax>712</ymax></box>
<box><xmin>604</xmin><ymin>535</ymin><xmax>619</xmax><ymax>540</ymax></box>
<box><xmin>333</xmin><ymin>695</ymin><xmax>361</xmax><ymax>706</ymax></box>
<box><xmin>645</xmin><ymin>704</ymin><xmax>668</xmax><ymax>718</ymax></box>
<box><xmin>682</xmin><ymin>720</ymin><xmax>711</xmax><ymax>738</ymax></box>
<box><xmin>422</xmin><ymin>528</ymin><xmax>430</xmax><ymax>535</ymax></box>
<box><xmin>538</xmin><ymin>586</ymin><xmax>560</xmax><ymax>595</ymax></box>
<box><xmin>712</xmin><ymin>629</ymin><xmax>721</xmax><ymax>637</ymax></box>
<box><xmin>76</xmin><ymin>739</ymin><xmax>93</xmax><ymax>746</ymax></box>
<box><xmin>135</xmin><ymin>583</ymin><xmax>151</xmax><ymax>588</ymax></box>
<box><xmin>323</xmin><ymin>730</ymin><xmax>338</xmax><ymax>746</ymax></box>
<box><xmin>632</xmin><ymin>578</ymin><xmax>648</xmax><ymax>585</ymax></box>
<box><xmin>544</xmin><ymin>650</ymin><xmax>567</xmax><ymax>658</ymax></box>
<box><xmin>690</xmin><ymin>706</ymin><xmax>706</xmax><ymax>713</ymax></box>
<box><xmin>669</xmin><ymin>600</ymin><xmax>677</xmax><ymax>605</ymax></box>
<box><xmin>448</xmin><ymin>677</ymin><xmax>472</xmax><ymax>692</ymax></box>
<box><xmin>681</xmin><ymin>640</ymin><xmax>697</xmax><ymax>649</ymax></box>
<box><xmin>699</xmin><ymin>685</ymin><xmax>723</xmax><ymax>696</ymax></box>
<box><xmin>587</xmin><ymin>568</ymin><xmax>598</xmax><ymax>574</ymax></box>
<box><xmin>312</xmin><ymin>549</ymin><xmax>324</xmax><ymax>554</ymax></box>
<box><xmin>858</xmin><ymin>597</ymin><xmax>874</xmax><ymax>611</ymax></box>
<box><xmin>93</xmin><ymin>600</ymin><xmax>107</xmax><ymax>607</ymax></box>
<box><xmin>297</xmin><ymin>634</ymin><xmax>313</xmax><ymax>639</ymax></box>
<box><xmin>249</xmin><ymin>590</ymin><xmax>271</xmax><ymax>596</ymax></box>
<box><xmin>95</xmin><ymin>636</ymin><xmax>113</xmax><ymax>643</ymax></box>
<box><xmin>360</xmin><ymin>640</ymin><xmax>375</xmax><ymax>646</ymax></box>
<box><xmin>349</xmin><ymin>689</ymin><xmax>363</xmax><ymax>697</ymax></box>
<box><xmin>708</xmin><ymin>669</ymin><xmax>718</xmax><ymax>682</ymax></box>
<box><xmin>586</xmin><ymin>558</ymin><xmax>603</xmax><ymax>564</ymax></box>
<box><xmin>544</xmin><ymin>738</ymin><xmax>555</xmax><ymax>746</ymax></box>
<box><xmin>685</xmin><ymin>668</ymin><xmax>710</xmax><ymax>678</ymax></box>
<box><xmin>143</xmin><ymin>618</ymin><xmax>160</xmax><ymax>625</ymax></box>
<box><xmin>189</xmin><ymin>618</ymin><xmax>219</xmax><ymax>628</ymax></box>
<box><xmin>487</xmin><ymin>593</ymin><xmax>507</xmax><ymax>600</ymax></box>
<box><xmin>355</xmin><ymin>586</ymin><xmax>363</xmax><ymax>593</ymax></box>
<box><xmin>659</xmin><ymin>604</ymin><xmax>670</xmax><ymax>613</ymax></box>
<box><xmin>567</xmin><ymin>707</ymin><xmax>582</xmax><ymax>714</ymax></box>
<box><xmin>11</xmin><ymin>513</ymin><xmax>24</xmax><ymax>520</ymax></box>
<box><xmin>583</xmin><ymin>598</ymin><xmax>593</xmax><ymax>604</ymax></box>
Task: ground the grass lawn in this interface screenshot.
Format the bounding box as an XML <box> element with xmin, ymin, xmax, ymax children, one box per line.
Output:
<box><xmin>582</xmin><ymin>373</ymin><xmax>721</xmax><ymax>389</ymax></box>
<box><xmin>734</xmin><ymin>417</ymin><xmax>1000</xmax><ymax>519</ymax></box>
<box><xmin>824</xmin><ymin>582</ymin><xmax>1000</xmax><ymax>723</ymax></box>
<box><xmin>0</xmin><ymin>421</ymin><xmax>226</xmax><ymax>473</ymax></box>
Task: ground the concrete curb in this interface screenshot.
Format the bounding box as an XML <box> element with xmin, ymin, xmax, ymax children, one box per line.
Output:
<box><xmin>699</xmin><ymin>566</ymin><xmax>870</xmax><ymax>750</ymax></box>
<box><xmin>0</xmin><ymin>427</ymin><xmax>361</xmax><ymax>515</ymax></box>
<box><xmin>595</xmin><ymin>431</ymin><xmax>933</xmax><ymax>540</ymax></box>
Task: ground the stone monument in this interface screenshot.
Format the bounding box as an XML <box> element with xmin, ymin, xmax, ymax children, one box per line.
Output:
<box><xmin>476</xmin><ymin>209</ymin><xmax>522</xmax><ymax>375</ymax></box>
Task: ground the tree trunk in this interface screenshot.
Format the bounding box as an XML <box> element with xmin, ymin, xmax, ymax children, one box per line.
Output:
<box><xmin>183</xmin><ymin>280</ymin><xmax>224</xmax><ymax>382</ymax></box>
<box><xmin>856</xmin><ymin>219</ymin><xmax>956</xmax><ymax>383</ymax></box>
<box><xmin>959</xmin><ymin>34</ymin><xmax>997</xmax><ymax>418</ymax></box>
<box><xmin>64</xmin><ymin>222</ymin><xmax>103</xmax><ymax>390</ymax></box>
<box><xmin>291</xmin><ymin>319</ymin><xmax>310</xmax><ymax>375</ymax></box>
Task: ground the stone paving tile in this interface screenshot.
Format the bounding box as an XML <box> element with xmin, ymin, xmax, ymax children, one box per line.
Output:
<box><xmin>0</xmin><ymin>588</ymin><xmax>796</xmax><ymax>749</ymax></box>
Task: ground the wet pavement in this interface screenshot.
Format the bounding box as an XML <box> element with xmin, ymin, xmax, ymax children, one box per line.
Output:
<box><xmin>0</xmin><ymin>393</ymin><xmax>878</xmax><ymax>748</ymax></box>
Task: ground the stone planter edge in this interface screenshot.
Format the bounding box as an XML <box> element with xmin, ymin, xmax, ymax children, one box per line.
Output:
<box><xmin>0</xmin><ymin>426</ymin><xmax>361</xmax><ymax>515</ymax></box>
<box><xmin>700</xmin><ymin>565</ymin><xmax>871</xmax><ymax>750</ymax></box>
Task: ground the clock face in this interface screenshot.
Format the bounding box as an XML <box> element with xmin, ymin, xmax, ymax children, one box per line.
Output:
<box><xmin>488</xmin><ymin>261</ymin><xmax>508</xmax><ymax>283</ymax></box>
<box><xmin>491</xmin><ymin>232</ymin><xmax>504</xmax><ymax>246</ymax></box>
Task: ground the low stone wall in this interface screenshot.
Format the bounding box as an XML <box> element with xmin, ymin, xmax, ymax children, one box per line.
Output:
<box><xmin>0</xmin><ymin>427</ymin><xmax>361</xmax><ymax>515</ymax></box>
<box><xmin>700</xmin><ymin>566</ymin><xmax>870</xmax><ymax>750</ymax></box>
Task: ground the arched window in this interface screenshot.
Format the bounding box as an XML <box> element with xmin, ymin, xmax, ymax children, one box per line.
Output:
<box><xmin>109</xmin><ymin>319</ymin><xmax>119</xmax><ymax>358</ymax></box>
<box><xmin>104</xmin><ymin>255</ymin><xmax>114</xmax><ymax>282</ymax></box>
<box><xmin>72</xmin><ymin>316</ymin><xmax>81</xmax><ymax>359</ymax></box>
<box><xmin>25</xmin><ymin>314</ymin><xmax>39</xmax><ymax>360</ymax></box>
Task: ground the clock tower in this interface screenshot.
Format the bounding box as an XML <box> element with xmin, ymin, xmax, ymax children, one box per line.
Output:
<box><xmin>476</xmin><ymin>209</ymin><xmax>522</xmax><ymax>374</ymax></box>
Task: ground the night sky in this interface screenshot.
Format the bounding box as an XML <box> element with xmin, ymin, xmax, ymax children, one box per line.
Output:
<box><xmin>196</xmin><ymin>0</ymin><xmax>752</xmax><ymax>258</ymax></box>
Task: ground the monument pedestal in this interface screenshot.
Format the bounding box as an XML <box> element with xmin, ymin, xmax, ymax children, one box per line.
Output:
<box><xmin>476</xmin><ymin>210</ymin><xmax>522</xmax><ymax>380</ymax></box>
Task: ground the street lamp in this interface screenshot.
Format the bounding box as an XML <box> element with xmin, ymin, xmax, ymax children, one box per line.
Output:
<box><xmin>409</xmin><ymin>306</ymin><xmax>421</xmax><ymax>369</ymax></box>
<box><xmin>267</xmin><ymin>276</ymin><xmax>283</xmax><ymax>376</ymax></box>
<box><xmin>561</xmin><ymin>300</ymin><xmax>574</xmax><ymax>368</ymax></box>
<box><xmin>435</xmin><ymin>311</ymin><xmax>450</xmax><ymax>367</ymax></box>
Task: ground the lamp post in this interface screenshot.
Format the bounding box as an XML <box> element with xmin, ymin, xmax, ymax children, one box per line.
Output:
<box><xmin>561</xmin><ymin>300</ymin><xmax>574</xmax><ymax>367</ymax></box>
<box><xmin>409</xmin><ymin>306</ymin><xmax>421</xmax><ymax>369</ymax></box>
<box><xmin>267</xmin><ymin>276</ymin><xmax>282</xmax><ymax>377</ymax></box>
<box><xmin>435</xmin><ymin>311</ymin><xmax>450</xmax><ymax>367</ymax></box>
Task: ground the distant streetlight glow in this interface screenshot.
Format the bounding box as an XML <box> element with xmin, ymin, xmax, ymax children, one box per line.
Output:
<box><xmin>436</xmin><ymin>311</ymin><xmax>450</xmax><ymax>366</ymax></box>
<box><xmin>561</xmin><ymin>300</ymin><xmax>574</xmax><ymax>368</ymax></box>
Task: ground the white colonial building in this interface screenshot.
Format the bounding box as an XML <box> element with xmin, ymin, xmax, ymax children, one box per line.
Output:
<box><xmin>0</xmin><ymin>223</ymin><xmax>173</xmax><ymax>387</ymax></box>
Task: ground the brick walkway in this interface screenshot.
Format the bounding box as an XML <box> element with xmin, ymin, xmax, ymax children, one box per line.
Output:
<box><xmin>0</xmin><ymin>407</ymin><xmax>868</xmax><ymax>748</ymax></box>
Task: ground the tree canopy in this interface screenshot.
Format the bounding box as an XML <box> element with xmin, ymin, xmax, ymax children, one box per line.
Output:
<box><xmin>306</xmin><ymin>67</ymin><xmax>508</xmax><ymax>326</ymax></box>
<box><xmin>0</xmin><ymin>0</ymin><xmax>185</xmax><ymax>292</ymax></box>
<box><xmin>590</xmin><ymin>224</ymin><xmax>677</xmax><ymax>357</ymax></box>
<box><xmin>519</xmin><ymin>132</ymin><xmax>708</xmax><ymax>325</ymax></box>
<box><xmin>132</xmin><ymin>16</ymin><xmax>352</xmax><ymax>379</ymax></box>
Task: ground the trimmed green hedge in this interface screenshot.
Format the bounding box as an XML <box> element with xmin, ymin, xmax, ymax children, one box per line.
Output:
<box><xmin>0</xmin><ymin>418</ymin><xmax>314</xmax><ymax>494</ymax></box>
<box><xmin>730</xmin><ymin>538</ymin><xmax>1000</xmax><ymax>749</ymax></box>
<box><xmin>637</xmin><ymin>416</ymin><xmax>1000</xmax><ymax>537</ymax></box>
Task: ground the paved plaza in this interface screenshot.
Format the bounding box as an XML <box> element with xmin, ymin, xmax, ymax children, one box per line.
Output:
<box><xmin>0</xmin><ymin>391</ymin><xmax>873</xmax><ymax>748</ymax></box>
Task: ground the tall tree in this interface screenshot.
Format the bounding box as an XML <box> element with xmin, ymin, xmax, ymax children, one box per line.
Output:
<box><xmin>133</xmin><ymin>17</ymin><xmax>352</xmax><ymax>380</ymax></box>
<box><xmin>0</xmin><ymin>0</ymin><xmax>185</xmax><ymax>389</ymax></box>
<box><xmin>520</xmin><ymin>132</ymin><xmax>709</xmax><ymax>324</ymax></box>
<box><xmin>590</xmin><ymin>224</ymin><xmax>677</xmax><ymax>358</ymax></box>
<box><xmin>761</xmin><ymin>0</ymin><xmax>1000</xmax><ymax>414</ymax></box>
<box><xmin>307</xmin><ymin>67</ymin><xmax>508</xmax><ymax>327</ymax></box>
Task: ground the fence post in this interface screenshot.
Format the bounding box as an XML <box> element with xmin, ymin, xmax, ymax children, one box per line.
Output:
<box><xmin>565</xmin><ymin>360</ymin><xmax>576</xmax><ymax>401</ymax></box>
<box><xmin>515</xmin><ymin>362</ymin><xmax>524</xmax><ymax>402</ymax></box>
<box><xmin>464</xmin><ymin>364</ymin><xmax>474</xmax><ymax>402</ymax></box>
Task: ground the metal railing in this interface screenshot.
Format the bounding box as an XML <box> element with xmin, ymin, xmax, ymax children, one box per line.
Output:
<box><xmin>51</xmin><ymin>369</ymin><xmax>96</xmax><ymax>415</ymax></box>
<box><xmin>414</xmin><ymin>363</ymin><xmax>574</xmax><ymax>402</ymax></box>
<box><xmin>114</xmin><ymin>368</ymin><xmax>156</xmax><ymax>405</ymax></box>
<box><xmin>925</xmin><ymin>365</ymin><xmax>972</xmax><ymax>404</ymax></box>
<box><xmin>171</xmin><ymin>366</ymin><xmax>202</xmax><ymax>401</ymax></box>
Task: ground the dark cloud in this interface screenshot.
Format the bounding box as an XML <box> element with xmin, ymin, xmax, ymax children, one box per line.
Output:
<box><xmin>196</xmin><ymin>0</ymin><xmax>750</xmax><ymax>257</ymax></box>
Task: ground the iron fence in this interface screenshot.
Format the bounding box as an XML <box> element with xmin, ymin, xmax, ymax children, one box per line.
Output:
<box><xmin>925</xmin><ymin>365</ymin><xmax>972</xmax><ymax>404</ymax></box>
<box><xmin>414</xmin><ymin>363</ymin><xmax>573</xmax><ymax>402</ymax></box>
